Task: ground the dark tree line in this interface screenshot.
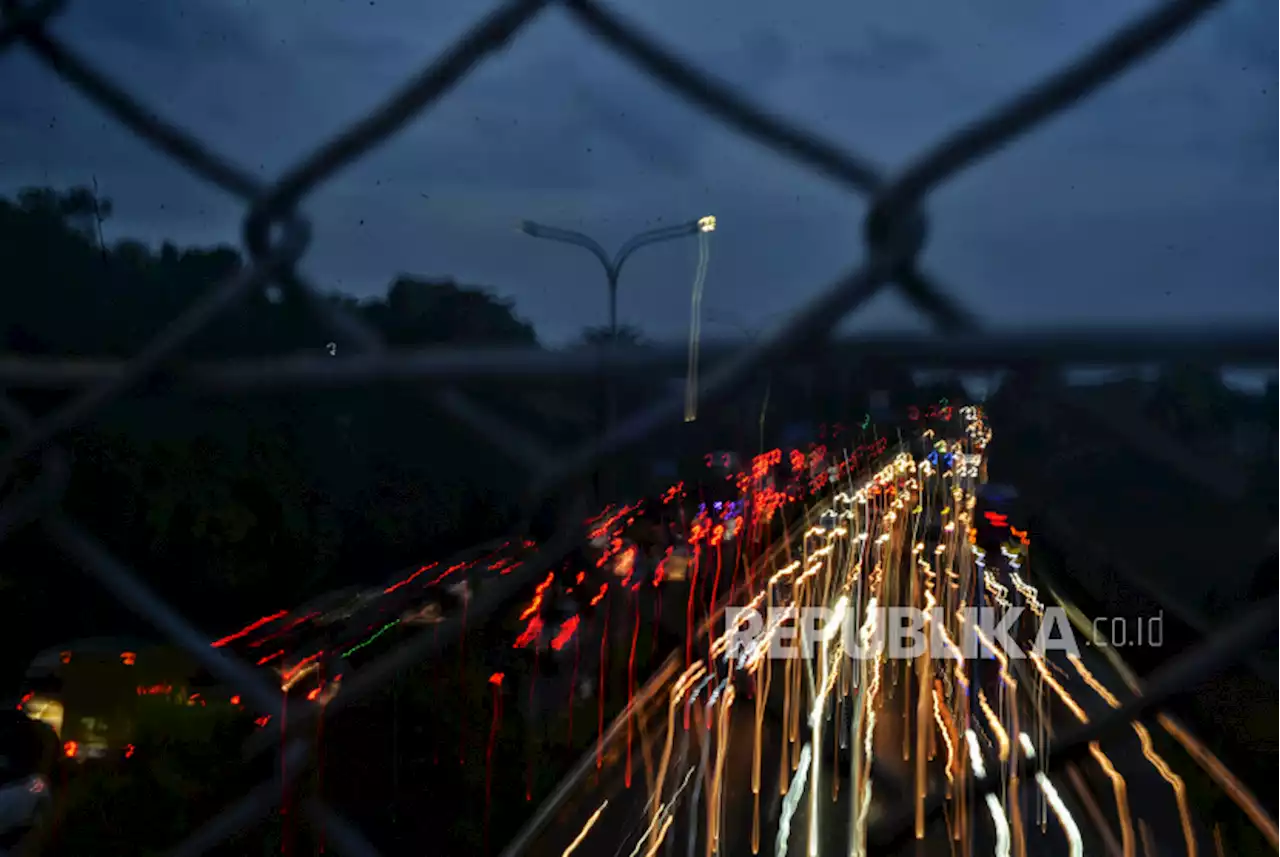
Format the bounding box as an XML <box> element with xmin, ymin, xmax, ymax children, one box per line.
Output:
<box><xmin>0</xmin><ymin>187</ymin><xmax>596</xmax><ymax>674</ymax></box>
<box><xmin>0</xmin><ymin>187</ymin><xmax>897</xmax><ymax>676</ymax></box>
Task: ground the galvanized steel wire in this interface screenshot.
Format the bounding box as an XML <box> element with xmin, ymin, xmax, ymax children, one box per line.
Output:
<box><xmin>0</xmin><ymin>0</ymin><xmax>1274</xmax><ymax>852</ymax></box>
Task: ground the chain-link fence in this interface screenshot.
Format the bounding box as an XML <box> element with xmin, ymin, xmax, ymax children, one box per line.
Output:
<box><xmin>0</xmin><ymin>0</ymin><xmax>1275</xmax><ymax>853</ymax></box>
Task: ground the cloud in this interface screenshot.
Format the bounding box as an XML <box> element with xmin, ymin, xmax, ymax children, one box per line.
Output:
<box><xmin>736</xmin><ymin>27</ymin><xmax>794</xmax><ymax>86</ymax></box>
<box><xmin>821</xmin><ymin>26</ymin><xmax>938</xmax><ymax>78</ymax></box>
<box><xmin>0</xmin><ymin>0</ymin><xmax>1271</xmax><ymax>348</ymax></box>
<box><xmin>571</xmin><ymin>79</ymin><xmax>703</xmax><ymax>180</ymax></box>
<box><xmin>50</xmin><ymin>0</ymin><xmax>269</xmax><ymax>63</ymax></box>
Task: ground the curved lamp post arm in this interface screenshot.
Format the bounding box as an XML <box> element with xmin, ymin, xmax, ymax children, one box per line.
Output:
<box><xmin>520</xmin><ymin>220</ymin><xmax>613</xmax><ymax>277</ymax></box>
<box><xmin>521</xmin><ymin>215</ymin><xmax>715</xmax><ymax>337</ymax></box>
<box><xmin>613</xmin><ymin>220</ymin><xmax>705</xmax><ymax>275</ymax></box>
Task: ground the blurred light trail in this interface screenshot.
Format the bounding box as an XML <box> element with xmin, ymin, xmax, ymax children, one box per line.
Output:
<box><xmin>384</xmin><ymin>562</ymin><xmax>439</xmax><ymax>595</ymax></box>
<box><xmin>1055</xmin><ymin>598</ymin><xmax>1278</xmax><ymax>848</ymax></box>
<box><xmin>341</xmin><ymin>619</ymin><xmax>400</xmax><ymax>658</ymax></box>
<box><xmin>966</xmin><ymin>727</ymin><xmax>1013</xmax><ymax>857</ymax></box>
<box><xmin>977</xmin><ymin>690</ymin><xmax>1010</xmax><ymax>763</ymax></box>
<box><xmin>775</xmin><ymin>742</ymin><xmax>811</xmax><ymax>857</ymax></box>
<box><xmin>561</xmin><ymin>801</ymin><xmax>609</xmax><ymax>857</ymax></box>
<box><xmin>1066</xmin><ymin>653</ymin><xmax>1196</xmax><ymax>857</ymax></box>
<box><xmin>1031</xmin><ymin>766</ymin><xmax>1084</xmax><ymax>857</ymax></box>
<box><xmin>1030</xmin><ymin>652</ymin><xmax>1134</xmax><ymax>857</ymax></box>
<box><xmin>551</xmin><ymin>616</ymin><xmax>580</xmax><ymax>651</ymax></box>
<box><xmin>683</xmin><ymin>229</ymin><xmax>710</xmax><ymax>423</ymax></box>
<box><xmin>211</xmin><ymin>609</ymin><xmax>288</xmax><ymax>647</ymax></box>
<box><xmin>987</xmin><ymin>793</ymin><xmax>1012</xmax><ymax>857</ymax></box>
<box><xmin>485</xmin><ymin>674</ymin><xmax>505</xmax><ymax>854</ymax></box>
<box><xmin>933</xmin><ymin>680</ymin><xmax>958</xmax><ymax>787</ymax></box>
<box><xmin>965</xmin><ymin>729</ymin><xmax>989</xmax><ymax>780</ymax></box>
<box><xmin>1090</xmin><ymin>748</ymin><xmax>1134</xmax><ymax>857</ymax></box>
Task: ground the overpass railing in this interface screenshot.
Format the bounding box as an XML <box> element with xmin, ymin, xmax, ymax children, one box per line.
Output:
<box><xmin>0</xmin><ymin>0</ymin><xmax>1275</xmax><ymax>853</ymax></box>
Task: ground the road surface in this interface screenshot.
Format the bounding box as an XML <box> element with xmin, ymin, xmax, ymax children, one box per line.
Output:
<box><xmin>503</xmin><ymin>432</ymin><xmax>1245</xmax><ymax>857</ymax></box>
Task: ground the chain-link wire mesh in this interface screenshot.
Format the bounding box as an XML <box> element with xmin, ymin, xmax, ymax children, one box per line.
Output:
<box><xmin>0</xmin><ymin>0</ymin><xmax>1275</xmax><ymax>852</ymax></box>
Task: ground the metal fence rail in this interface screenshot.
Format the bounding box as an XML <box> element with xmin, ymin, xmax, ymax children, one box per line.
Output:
<box><xmin>0</xmin><ymin>0</ymin><xmax>1274</xmax><ymax>853</ymax></box>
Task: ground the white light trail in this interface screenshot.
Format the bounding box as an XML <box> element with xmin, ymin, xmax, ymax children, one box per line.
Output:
<box><xmin>967</xmin><ymin>728</ymin><xmax>1018</xmax><ymax>857</ymax></box>
<box><xmin>986</xmin><ymin>794</ymin><xmax>1012</xmax><ymax>857</ymax></box>
<box><xmin>822</xmin><ymin>596</ymin><xmax>849</xmax><ymax>644</ymax></box>
<box><xmin>1019</xmin><ymin>732</ymin><xmax>1082</xmax><ymax>857</ymax></box>
<box><xmin>683</xmin><ymin>230</ymin><xmax>710</xmax><ymax>422</ymax></box>
<box><xmin>966</xmin><ymin>729</ymin><xmax>988</xmax><ymax>780</ymax></box>
<box><xmin>776</xmin><ymin>743</ymin><xmax>812</xmax><ymax>857</ymax></box>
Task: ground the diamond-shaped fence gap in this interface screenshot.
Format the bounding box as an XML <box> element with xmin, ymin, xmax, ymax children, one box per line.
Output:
<box><xmin>915</xmin><ymin>130</ymin><xmax>1270</xmax><ymax>332</ymax></box>
<box><xmin>562</xmin><ymin>0</ymin><xmax>884</xmax><ymax>196</ymax></box>
<box><xmin>878</xmin><ymin>0</ymin><xmax>1223</xmax><ymax>209</ymax></box>
<box><xmin>0</xmin><ymin>47</ymin><xmax>248</xmax><ymax>227</ymax></box>
<box><xmin>250</xmin><ymin>0</ymin><xmax>552</xmax><ymax>220</ymax></box>
<box><xmin>33</xmin><ymin>1</ymin><xmax>321</xmax><ymax>180</ymax></box>
<box><xmin>4</xmin><ymin>9</ymin><xmax>263</xmax><ymax>200</ymax></box>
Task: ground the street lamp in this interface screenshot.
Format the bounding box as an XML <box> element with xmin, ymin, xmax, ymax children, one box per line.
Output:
<box><xmin>521</xmin><ymin>215</ymin><xmax>715</xmax><ymax>502</ymax></box>
<box><xmin>520</xmin><ymin>216</ymin><xmax>715</xmax><ymax>337</ymax></box>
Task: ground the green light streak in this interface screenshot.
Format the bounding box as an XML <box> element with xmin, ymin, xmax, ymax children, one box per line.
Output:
<box><xmin>342</xmin><ymin>619</ymin><xmax>401</xmax><ymax>658</ymax></box>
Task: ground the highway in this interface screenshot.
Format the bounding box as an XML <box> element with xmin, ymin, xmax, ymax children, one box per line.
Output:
<box><xmin>161</xmin><ymin>435</ymin><xmax>896</xmax><ymax>856</ymax></box>
<box><xmin>21</xmin><ymin>409</ymin><xmax>1270</xmax><ymax>857</ymax></box>
<box><xmin>500</xmin><ymin>411</ymin><xmax>1270</xmax><ymax>857</ymax></box>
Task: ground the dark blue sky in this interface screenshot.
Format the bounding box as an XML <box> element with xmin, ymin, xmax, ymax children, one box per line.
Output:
<box><xmin>1</xmin><ymin>0</ymin><xmax>1274</xmax><ymax>344</ymax></box>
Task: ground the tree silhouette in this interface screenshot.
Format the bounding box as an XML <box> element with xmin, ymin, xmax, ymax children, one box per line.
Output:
<box><xmin>368</xmin><ymin>276</ymin><xmax>538</xmax><ymax>347</ymax></box>
<box><xmin>576</xmin><ymin>323</ymin><xmax>648</xmax><ymax>347</ymax></box>
<box><xmin>0</xmin><ymin>187</ymin><xmax>542</xmax><ymax>653</ymax></box>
